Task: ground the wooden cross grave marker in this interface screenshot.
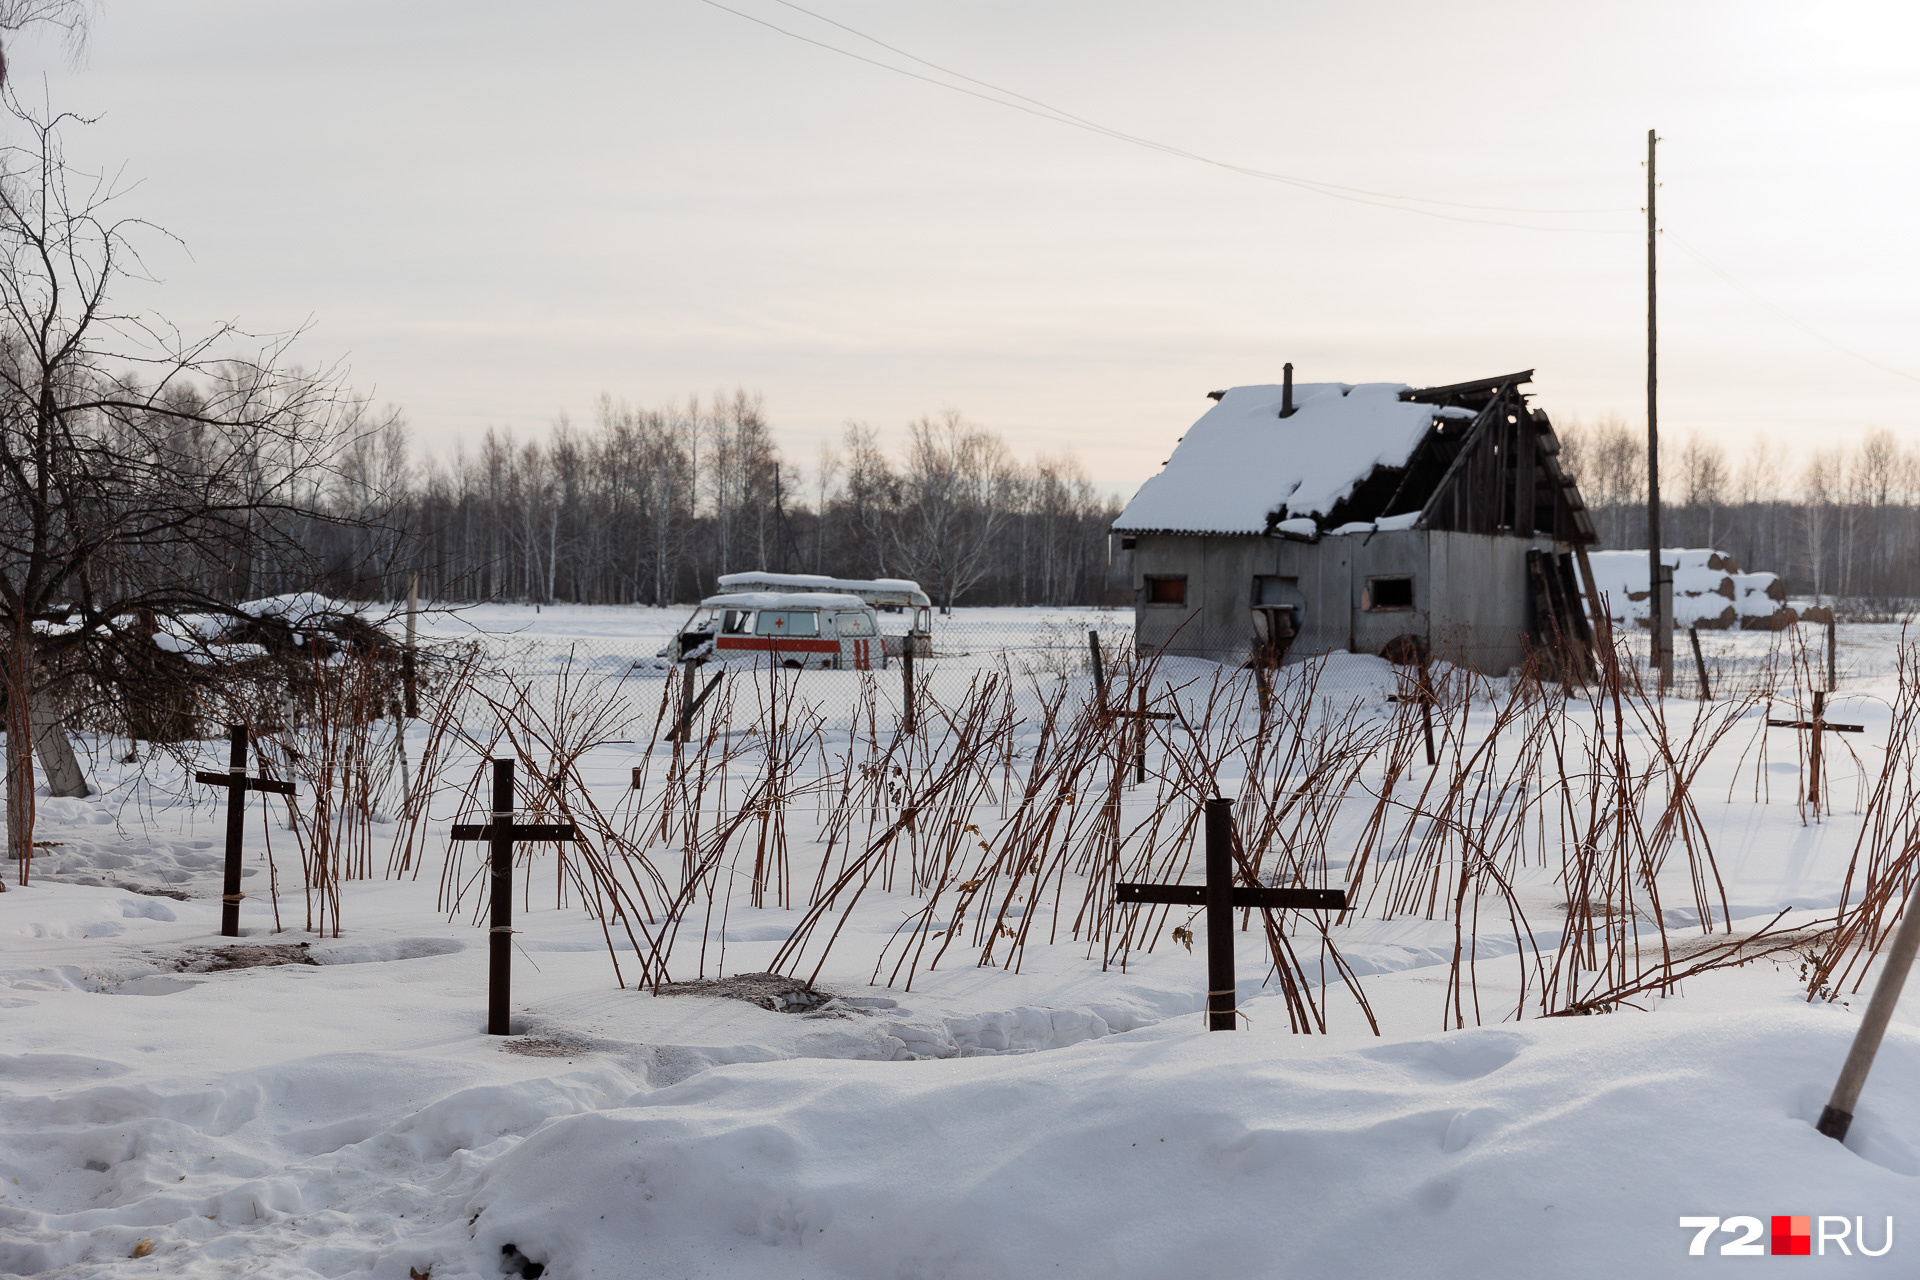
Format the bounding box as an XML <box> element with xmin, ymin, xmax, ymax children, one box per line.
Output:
<box><xmin>193</xmin><ymin>724</ymin><xmax>295</xmax><ymax>938</ymax></box>
<box><xmin>1115</xmin><ymin>798</ymin><xmax>1347</xmax><ymax>1030</ymax></box>
<box><xmin>1106</xmin><ymin>686</ymin><xmax>1175</xmax><ymax>783</ymax></box>
<box><xmin>449</xmin><ymin>758</ymin><xmax>578</xmax><ymax>1035</ymax></box>
<box><xmin>1765</xmin><ymin>691</ymin><xmax>1864</xmax><ymax>809</ymax></box>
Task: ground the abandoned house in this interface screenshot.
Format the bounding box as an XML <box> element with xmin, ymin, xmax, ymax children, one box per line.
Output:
<box><xmin>1111</xmin><ymin>369</ymin><xmax>1598</xmax><ymax>674</ymax></box>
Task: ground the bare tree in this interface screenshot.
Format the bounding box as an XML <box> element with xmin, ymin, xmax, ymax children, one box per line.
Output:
<box><xmin>0</xmin><ymin>95</ymin><xmax>366</xmax><ymax>864</ymax></box>
<box><xmin>893</xmin><ymin>411</ymin><xmax>1014</xmax><ymax>614</ymax></box>
<box><xmin>0</xmin><ymin>0</ymin><xmax>91</xmax><ymax>86</ymax></box>
<box><xmin>1680</xmin><ymin>432</ymin><xmax>1727</xmax><ymax>549</ymax></box>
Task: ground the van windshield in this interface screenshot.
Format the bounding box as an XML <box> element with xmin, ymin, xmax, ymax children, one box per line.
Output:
<box><xmin>753</xmin><ymin>610</ymin><xmax>818</xmax><ymax>637</ymax></box>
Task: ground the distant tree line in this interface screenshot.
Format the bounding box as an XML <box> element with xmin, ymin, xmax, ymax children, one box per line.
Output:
<box><xmin>314</xmin><ymin>392</ymin><xmax>1129</xmax><ymax>611</ymax></box>
<box><xmin>1559</xmin><ymin>416</ymin><xmax>1920</xmax><ymax>607</ymax></box>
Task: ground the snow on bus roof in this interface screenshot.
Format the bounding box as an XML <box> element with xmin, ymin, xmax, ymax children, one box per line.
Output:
<box><xmin>716</xmin><ymin>572</ymin><xmax>930</xmax><ymax>607</ymax></box>
<box><xmin>1111</xmin><ymin>382</ymin><xmax>1472</xmax><ymax>536</ymax></box>
<box><xmin>699</xmin><ymin>591</ymin><xmax>872</xmax><ymax>612</ymax></box>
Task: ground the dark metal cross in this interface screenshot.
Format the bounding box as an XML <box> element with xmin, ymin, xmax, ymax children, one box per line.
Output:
<box><xmin>449</xmin><ymin>758</ymin><xmax>578</xmax><ymax>1035</ymax></box>
<box><xmin>1766</xmin><ymin>690</ymin><xmax>1864</xmax><ymax>808</ymax></box>
<box><xmin>1116</xmin><ymin>798</ymin><xmax>1348</xmax><ymax>1030</ymax></box>
<box><xmin>194</xmin><ymin>724</ymin><xmax>295</xmax><ymax>938</ymax></box>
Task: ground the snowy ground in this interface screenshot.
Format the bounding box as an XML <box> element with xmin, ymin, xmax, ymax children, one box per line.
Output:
<box><xmin>2</xmin><ymin>607</ymin><xmax>1917</xmax><ymax>1276</ymax></box>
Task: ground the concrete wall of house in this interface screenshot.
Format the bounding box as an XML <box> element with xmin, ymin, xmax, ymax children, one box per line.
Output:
<box><xmin>1426</xmin><ymin>530</ymin><xmax>1559</xmax><ymax>673</ymax></box>
<box><xmin>1348</xmin><ymin>530</ymin><xmax>1430</xmax><ymax>657</ymax></box>
<box><xmin>1130</xmin><ymin>532</ymin><xmax>1354</xmax><ymax>664</ymax></box>
<box><xmin>1129</xmin><ymin>527</ymin><xmax>1564</xmax><ymax>673</ymax></box>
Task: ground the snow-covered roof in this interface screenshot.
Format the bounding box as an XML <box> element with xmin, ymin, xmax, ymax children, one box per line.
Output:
<box><xmin>699</xmin><ymin>591</ymin><xmax>872</xmax><ymax>612</ymax></box>
<box><xmin>716</xmin><ymin>572</ymin><xmax>931</xmax><ymax>609</ymax></box>
<box><xmin>1112</xmin><ymin>382</ymin><xmax>1472</xmax><ymax>536</ymax></box>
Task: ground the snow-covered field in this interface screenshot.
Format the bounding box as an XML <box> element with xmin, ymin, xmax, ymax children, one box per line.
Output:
<box><xmin>2</xmin><ymin>606</ymin><xmax>1917</xmax><ymax>1277</ymax></box>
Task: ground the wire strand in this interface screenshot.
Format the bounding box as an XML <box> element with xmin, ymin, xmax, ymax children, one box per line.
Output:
<box><xmin>1666</xmin><ymin>230</ymin><xmax>1920</xmax><ymax>385</ymax></box>
<box><xmin>694</xmin><ymin>0</ymin><xmax>1635</xmax><ymax>234</ymax></box>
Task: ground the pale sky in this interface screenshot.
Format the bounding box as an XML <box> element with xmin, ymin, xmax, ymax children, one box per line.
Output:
<box><xmin>18</xmin><ymin>1</ymin><xmax>1920</xmax><ymax>494</ymax></box>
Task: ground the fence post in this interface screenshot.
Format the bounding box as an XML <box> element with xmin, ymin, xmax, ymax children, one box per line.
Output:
<box><xmin>1088</xmin><ymin>630</ymin><xmax>1105</xmax><ymax>706</ymax></box>
<box><xmin>1828</xmin><ymin>616</ymin><xmax>1838</xmax><ymax>692</ymax></box>
<box><xmin>677</xmin><ymin>662</ymin><xmax>696</xmax><ymax>746</ymax></box>
<box><xmin>901</xmin><ymin>644</ymin><xmax>915</xmax><ymax>735</ymax></box>
<box><xmin>1418</xmin><ymin>660</ymin><xmax>1436</xmax><ymax>767</ymax></box>
<box><xmin>403</xmin><ymin>573</ymin><xmax>419</xmax><ymax>719</ymax></box>
<box><xmin>1655</xmin><ymin>564</ymin><xmax>1675</xmax><ymax>692</ymax></box>
<box><xmin>1135</xmin><ymin>685</ymin><xmax>1147</xmax><ymax>784</ymax></box>
<box><xmin>1689</xmin><ymin>625</ymin><xmax>1710</xmax><ymax>701</ymax></box>
<box><xmin>1810</xmin><ymin>689</ymin><xmax>1825</xmax><ymax>810</ymax></box>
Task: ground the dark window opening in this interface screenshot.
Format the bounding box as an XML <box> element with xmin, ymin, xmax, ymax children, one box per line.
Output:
<box><xmin>1366</xmin><ymin>576</ymin><xmax>1415</xmax><ymax>611</ymax></box>
<box><xmin>1145</xmin><ymin>576</ymin><xmax>1187</xmax><ymax>606</ymax></box>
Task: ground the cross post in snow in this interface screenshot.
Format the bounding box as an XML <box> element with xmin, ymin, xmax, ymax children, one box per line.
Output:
<box><xmin>1115</xmin><ymin>798</ymin><xmax>1347</xmax><ymax>1030</ymax></box>
<box><xmin>449</xmin><ymin>758</ymin><xmax>578</xmax><ymax>1035</ymax></box>
<box><xmin>193</xmin><ymin>724</ymin><xmax>294</xmax><ymax>938</ymax></box>
<box><xmin>1105</xmin><ymin>686</ymin><xmax>1173</xmax><ymax>784</ymax></box>
<box><xmin>1766</xmin><ymin>691</ymin><xmax>1864</xmax><ymax>809</ymax></box>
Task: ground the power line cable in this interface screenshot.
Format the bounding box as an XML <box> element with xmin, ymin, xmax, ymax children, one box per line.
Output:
<box><xmin>694</xmin><ymin>0</ymin><xmax>1635</xmax><ymax>233</ymax></box>
<box><xmin>1666</xmin><ymin>230</ymin><xmax>1920</xmax><ymax>386</ymax></box>
<box><xmin>764</xmin><ymin>0</ymin><xmax>1631</xmax><ymax>218</ymax></box>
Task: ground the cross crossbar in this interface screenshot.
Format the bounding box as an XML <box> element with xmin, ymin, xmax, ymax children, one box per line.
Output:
<box><xmin>194</xmin><ymin>770</ymin><xmax>296</xmax><ymax>795</ymax></box>
<box><xmin>1765</xmin><ymin>719</ymin><xmax>1864</xmax><ymax>733</ymax></box>
<box><xmin>449</xmin><ymin>822</ymin><xmax>578</xmax><ymax>842</ymax></box>
<box><xmin>1764</xmin><ymin>691</ymin><xmax>1863</xmax><ymax>810</ymax></box>
<box><xmin>1115</xmin><ymin>883</ymin><xmax>1347</xmax><ymax>911</ymax></box>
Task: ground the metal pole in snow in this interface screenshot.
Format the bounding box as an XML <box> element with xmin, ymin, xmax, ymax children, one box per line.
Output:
<box><xmin>220</xmin><ymin>725</ymin><xmax>247</xmax><ymax>938</ymax></box>
<box><xmin>901</xmin><ymin>644</ymin><xmax>915</xmax><ymax>735</ymax></box>
<box><xmin>1205</xmin><ymin>798</ymin><xmax>1236</xmax><ymax>1031</ymax></box>
<box><xmin>488</xmin><ymin>758</ymin><xmax>514</xmax><ymax>1036</ymax></box>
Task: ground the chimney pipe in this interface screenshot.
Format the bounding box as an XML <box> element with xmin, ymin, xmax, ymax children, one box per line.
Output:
<box><xmin>1281</xmin><ymin>363</ymin><xmax>1294</xmax><ymax>418</ymax></box>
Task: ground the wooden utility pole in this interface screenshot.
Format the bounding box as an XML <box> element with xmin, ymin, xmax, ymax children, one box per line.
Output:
<box><xmin>1646</xmin><ymin>128</ymin><xmax>1672</xmax><ymax>691</ymax></box>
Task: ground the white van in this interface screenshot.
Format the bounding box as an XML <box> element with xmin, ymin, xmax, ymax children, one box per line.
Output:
<box><xmin>715</xmin><ymin>573</ymin><xmax>932</xmax><ymax>656</ymax></box>
<box><xmin>668</xmin><ymin>591</ymin><xmax>887</xmax><ymax>670</ymax></box>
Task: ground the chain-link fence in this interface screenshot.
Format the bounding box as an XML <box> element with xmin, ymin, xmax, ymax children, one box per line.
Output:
<box><xmin>411</xmin><ymin>601</ymin><xmax>1894</xmax><ymax>752</ymax></box>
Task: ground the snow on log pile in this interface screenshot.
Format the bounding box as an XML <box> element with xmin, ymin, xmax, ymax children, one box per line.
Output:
<box><xmin>1585</xmin><ymin>549</ymin><xmax>1793</xmax><ymax>630</ymax></box>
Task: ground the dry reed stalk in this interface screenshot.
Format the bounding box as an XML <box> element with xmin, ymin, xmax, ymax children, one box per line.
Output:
<box><xmin>257</xmin><ymin>648</ymin><xmax>401</xmax><ymax>936</ymax></box>
<box><xmin>1807</xmin><ymin>637</ymin><xmax>1920</xmax><ymax>1001</ymax></box>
